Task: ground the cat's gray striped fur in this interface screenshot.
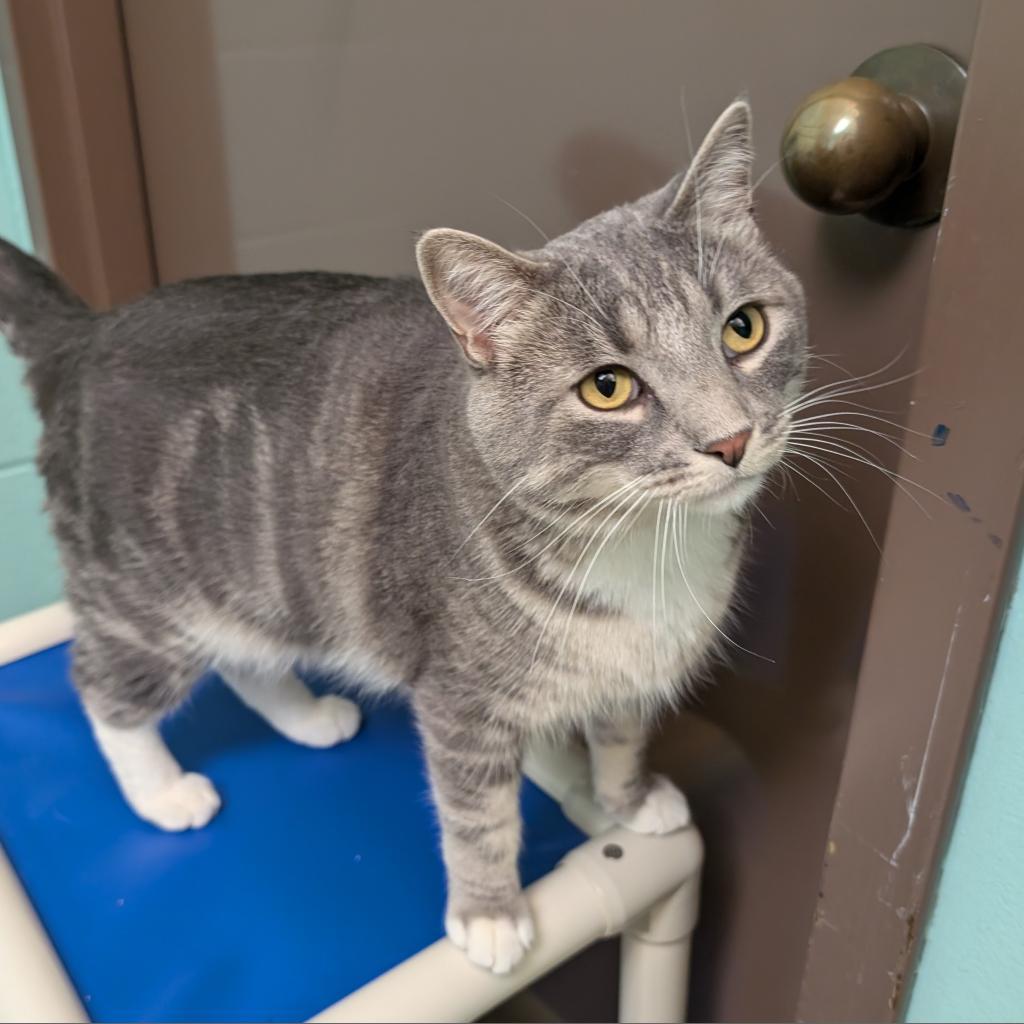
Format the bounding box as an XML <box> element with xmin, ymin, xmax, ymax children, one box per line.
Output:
<box><xmin>1</xmin><ymin>102</ymin><xmax>804</xmax><ymax>973</ymax></box>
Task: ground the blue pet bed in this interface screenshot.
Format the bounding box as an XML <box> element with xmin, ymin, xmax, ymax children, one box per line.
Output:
<box><xmin>0</xmin><ymin>644</ymin><xmax>584</xmax><ymax>1022</ymax></box>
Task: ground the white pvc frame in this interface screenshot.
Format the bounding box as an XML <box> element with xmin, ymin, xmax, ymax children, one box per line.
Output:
<box><xmin>0</xmin><ymin>612</ymin><xmax>703</xmax><ymax>1024</ymax></box>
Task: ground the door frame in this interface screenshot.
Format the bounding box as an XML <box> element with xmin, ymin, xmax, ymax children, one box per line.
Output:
<box><xmin>797</xmin><ymin>2</ymin><xmax>1023</xmax><ymax>1018</ymax></box>
<box><xmin>6</xmin><ymin>1</ymin><xmax>1021</xmax><ymax>1019</ymax></box>
<box><xmin>3</xmin><ymin>0</ymin><xmax>155</xmax><ymax>307</ymax></box>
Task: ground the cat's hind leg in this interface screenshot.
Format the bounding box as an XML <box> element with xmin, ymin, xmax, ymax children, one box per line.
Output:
<box><xmin>74</xmin><ymin>628</ymin><xmax>221</xmax><ymax>831</ymax></box>
<box><xmin>219</xmin><ymin>665</ymin><xmax>361</xmax><ymax>748</ymax></box>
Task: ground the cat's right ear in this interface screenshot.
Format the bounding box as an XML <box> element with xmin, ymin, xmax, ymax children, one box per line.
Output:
<box><xmin>416</xmin><ymin>229</ymin><xmax>544</xmax><ymax>369</ymax></box>
<box><xmin>666</xmin><ymin>99</ymin><xmax>754</xmax><ymax>228</ymax></box>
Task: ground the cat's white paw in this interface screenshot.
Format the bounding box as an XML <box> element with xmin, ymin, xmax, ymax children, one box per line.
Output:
<box><xmin>282</xmin><ymin>695</ymin><xmax>361</xmax><ymax>748</ymax></box>
<box><xmin>446</xmin><ymin>906</ymin><xmax>535</xmax><ymax>975</ymax></box>
<box><xmin>131</xmin><ymin>772</ymin><xmax>222</xmax><ymax>831</ymax></box>
<box><xmin>618</xmin><ymin>774</ymin><xmax>692</xmax><ymax>835</ymax></box>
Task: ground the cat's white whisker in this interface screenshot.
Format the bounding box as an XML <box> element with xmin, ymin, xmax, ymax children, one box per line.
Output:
<box><xmin>783</xmin><ymin>345</ymin><xmax>913</xmax><ymax>414</ymax></box>
<box><xmin>491</xmin><ymin>193</ymin><xmax>610</xmax><ymax>325</ymax></box>
<box><xmin>804</xmin><ymin>352</ymin><xmax>851</xmax><ymax>375</ymax></box>
<box><xmin>679</xmin><ymin>86</ymin><xmax>704</xmax><ymax>286</ymax></box>
<box><xmin>752</xmin><ymin>158</ymin><xmax>781</xmax><ymax>194</ymax></box>
<box><xmin>651</xmin><ymin>501</ymin><xmax>665</xmax><ymax>673</ymax></box>
<box><xmin>673</xmin><ymin>504</ymin><xmax>774</xmax><ymax>663</ymax></box>
<box><xmin>788</xmin><ymin>430</ymin><xmax>912</xmax><ymax>476</ymax></box>
<box><xmin>553</xmin><ymin>489</ymin><xmax>652</xmax><ymax>661</ymax></box>
<box><xmin>780</xmin><ymin>464</ymin><xmax>799</xmax><ymax>501</ymax></box>
<box><xmin>451</xmin><ymin>474</ymin><xmax>653</xmax><ymax>583</ymax></box>
<box><xmin>787</xmin><ymin>450</ymin><xmax>882</xmax><ymax>551</ymax></box>
<box><xmin>659</xmin><ymin>500</ymin><xmax>672</xmax><ymax>632</ymax></box>
<box><xmin>804</xmin><ymin>396</ymin><xmax>903</xmax><ymax>416</ymax></box>
<box><xmin>752</xmin><ymin>502</ymin><xmax>775</xmax><ymax>529</ymax></box>
<box><xmin>489</xmin><ymin>193</ymin><xmax>553</xmax><ymax>245</ymax></box>
<box><xmin>490</xmin><ymin>194</ymin><xmax>609</xmax><ymax>325</ymax></box>
<box><xmin>787</xmin><ymin>432</ymin><xmax>927</xmax><ymax>487</ymax></box>
<box><xmin>521</xmin><ymin>286</ymin><xmax>605</xmax><ymax>336</ymax></box>
<box><xmin>793</xmin><ymin>407</ymin><xmax>935</xmax><ymax>441</ymax></box>
<box><xmin>779</xmin><ymin>456</ymin><xmax>849</xmax><ymax>512</ymax></box>
<box><xmin>787</xmin><ymin>421</ymin><xmax>918</xmax><ymax>460</ymax></box>
<box><xmin>785</xmin><ymin>366</ymin><xmax>923</xmax><ymax>417</ymax></box>
<box><xmin>787</xmin><ymin>377</ymin><xmax>921</xmax><ymax>418</ymax></box>
<box><xmin>785</xmin><ymin>437</ymin><xmax>937</xmax><ymax>515</ymax></box>
<box><xmin>453</xmin><ymin>474</ymin><xmax>532</xmax><ymax>555</ymax></box>
<box><xmin>531</xmin><ymin>483</ymin><xmax>648</xmax><ymax>670</ymax></box>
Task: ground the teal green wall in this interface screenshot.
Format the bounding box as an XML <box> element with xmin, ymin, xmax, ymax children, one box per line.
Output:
<box><xmin>907</xmin><ymin>550</ymin><xmax>1024</xmax><ymax>1021</ymax></box>
<box><xmin>0</xmin><ymin>59</ymin><xmax>64</xmax><ymax>620</ymax></box>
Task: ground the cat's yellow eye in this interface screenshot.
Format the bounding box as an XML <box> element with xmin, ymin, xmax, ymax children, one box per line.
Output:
<box><xmin>579</xmin><ymin>365</ymin><xmax>638</xmax><ymax>411</ymax></box>
<box><xmin>722</xmin><ymin>305</ymin><xmax>766</xmax><ymax>356</ymax></box>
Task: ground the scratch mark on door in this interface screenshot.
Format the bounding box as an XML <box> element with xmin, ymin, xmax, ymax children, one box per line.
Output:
<box><xmin>892</xmin><ymin>602</ymin><xmax>962</xmax><ymax>864</ymax></box>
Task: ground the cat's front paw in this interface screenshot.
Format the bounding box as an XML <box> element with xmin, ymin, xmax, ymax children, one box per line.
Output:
<box><xmin>445</xmin><ymin>899</ymin><xmax>535</xmax><ymax>975</ymax></box>
<box><xmin>615</xmin><ymin>774</ymin><xmax>692</xmax><ymax>835</ymax></box>
<box><xmin>131</xmin><ymin>772</ymin><xmax>222</xmax><ymax>831</ymax></box>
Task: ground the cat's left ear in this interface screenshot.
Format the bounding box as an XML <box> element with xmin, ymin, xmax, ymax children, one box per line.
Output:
<box><xmin>416</xmin><ymin>228</ymin><xmax>545</xmax><ymax>369</ymax></box>
<box><xmin>666</xmin><ymin>99</ymin><xmax>754</xmax><ymax>227</ymax></box>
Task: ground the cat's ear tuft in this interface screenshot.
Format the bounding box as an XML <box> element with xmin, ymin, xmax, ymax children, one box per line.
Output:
<box><xmin>667</xmin><ymin>99</ymin><xmax>754</xmax><ymax>227</ymax></box>
<box><xmin>416</xmin><ymin>228</ymin><xmax>543</xmax><ymax>368</ymax></box>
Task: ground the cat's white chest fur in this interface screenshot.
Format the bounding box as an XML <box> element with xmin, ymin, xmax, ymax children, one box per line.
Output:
<box><xmin>535</xmin><ymin>505</ymin><xmax>741</xmax><ymax>725</ymax></box>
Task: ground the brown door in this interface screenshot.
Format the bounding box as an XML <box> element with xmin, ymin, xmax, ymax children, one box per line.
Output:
<box><xmin>15</xmin><ymin>2</ymin><xmax>1024</xmax><ymax>1020</ymax></box>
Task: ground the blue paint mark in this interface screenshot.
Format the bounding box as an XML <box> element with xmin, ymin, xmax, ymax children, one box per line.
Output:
<box><xmin>948</xmin><ymin>492</ymin><xmax>971</xmax><ymax>513</ymax></box>
<box><xmin>988</xmin><ymin>534</ymin><xmax>1004</xmax><ymax>549</ymax></box>
<box><xmin>932</xmin><ymin>424</ymin><xmax>950</xmax><ymax>447</ymax></box>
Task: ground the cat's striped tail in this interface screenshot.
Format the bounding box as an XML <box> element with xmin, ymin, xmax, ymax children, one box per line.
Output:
<box><xmin>0</xmin><ymin>237</ymin><xmax>89</xmax><ymax>363</ymax></box>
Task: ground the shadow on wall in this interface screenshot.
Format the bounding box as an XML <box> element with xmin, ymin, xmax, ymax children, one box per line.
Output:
<box><xmin>555</xmin><ymin>131</ymin><xmax>673</xmax><ymax>223</ymax></box>
<box><xmin>817</xmin><ymin>214</ymin><xmax>917</xmax><ymax>283</ymax></box>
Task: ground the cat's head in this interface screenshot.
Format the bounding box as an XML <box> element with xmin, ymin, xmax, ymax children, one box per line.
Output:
<box><xmin>417</xmin><ymin>100</ymin><xmax>806</xmax><ymax>515</ymax></box>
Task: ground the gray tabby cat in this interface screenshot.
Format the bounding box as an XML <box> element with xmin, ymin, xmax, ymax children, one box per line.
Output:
<box><xmin>1</xmin><ymin>101</ymin><xmax>804</xmax><ymax>974</ymax></box>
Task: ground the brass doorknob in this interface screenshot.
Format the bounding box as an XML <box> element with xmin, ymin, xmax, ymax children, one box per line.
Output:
<box><xmin>780</xmin><ymin>45</ymin><xmax>966</xmax><ymax>227</ymax></box>
<box><xmin>782</xmin><ymin>78</ymin><xmax>928</xmax><ymax>215</ymax></box>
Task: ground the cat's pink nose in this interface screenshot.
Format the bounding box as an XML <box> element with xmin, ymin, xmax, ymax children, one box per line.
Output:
<box><xmin>701</xmin><ymin>429</ymin><xmax>751</xmax><ymax>468</ymax></box>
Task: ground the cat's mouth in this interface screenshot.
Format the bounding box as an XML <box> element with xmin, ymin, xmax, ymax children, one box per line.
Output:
<box><xmin>643</xmin><ymin>466</ymin><xmax>767</xmax><ymax>507</ymax></box>
<box><xmin>692</xmin><ymin>473</ymin><xmax>766</xmax><ymax>512</ymax></box>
